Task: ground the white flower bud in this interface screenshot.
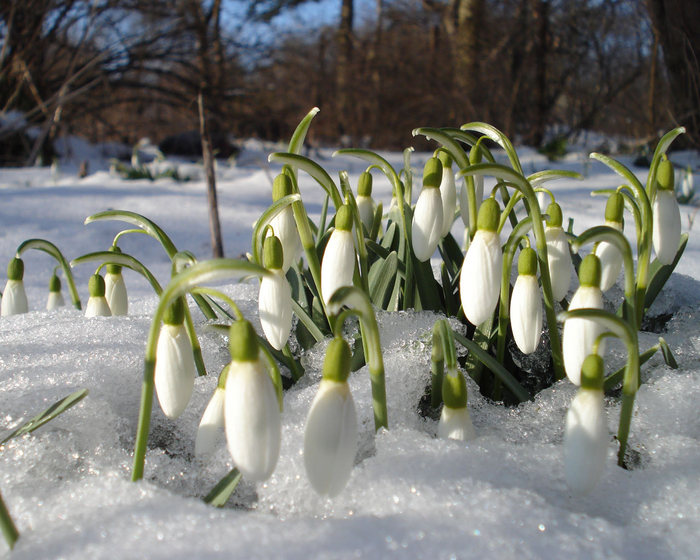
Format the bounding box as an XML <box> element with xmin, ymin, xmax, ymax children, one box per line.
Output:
<box><xmin>195</xmin><ymin>387</ymin><xmax>225</xmax><ymax>458</ymax></box>
<box><xmin>510</xmin><ymin>274</ymin><xmax>543</xmax><ymax>354</ymax></box>
<box><xmin>105</xmin><ymin>272</ymin><xmax>128</xmax><ymax>316</ymax></box>
<box><xmin>356</xmin><ymin>195</ymin><xmax>375</xmax><ymax>234</ymax></box>
<box><xmin>85</xmin><ymin>296</ymin><xmax>111</xmax><ymax>317</ymax></box>
<box><xmin>594</xmin><ymin>225</ymin><xmax>623</xmax><ymax>292</ymax></box>
<box><xmin>321</xmin><ymin>228</ymin><xmax>355</xmax><ymax>305</ymax></box>
<box><xmin>562</xmin><ymin>286</ymin><xmax>605</xmax><ymax>386</ymax></box>
<box><xmin>46</xmin><ymin>290</ymin><xmax>65</xmax><ymax>311</ymax></box>
<box><xmin>1</xmin><ymin>280</ymin><xmax>28</xmax><ymax>316</ymax></box>
<box><xmin>545</xmin><ymin>226</ymin><xmax>572</xmax><ymax>301</ymax></box>
<box><xmin>459</xmin><ymin>229</ymin><xmax>502</xmax><ymax>325</ymax></box>
<box><xmin>259</xmin><ymin>268</ymin><xmax>293</xmax><ymax>351</ymax></box>
<box><xmin>438</xmin><ymin>164</ymin><xmax>457</xmax><ymax>238</ymax></box>
<box><xmin>154</xmin><ymin>323</ymin><xmax>196</xmax><ymax>419</ymax></box>
<box><xmin>269</xmin><ymin>207</ymin><xmax>302</xmax><ymax>272</ymax></box>
<box><xmin>437</xmin><ymin>405</ymin><xmax>476</xmax><ymax>441</ymax></box>
<box><xmin>652</xmin><ymin>189</ymin><xmax>682</xmax><ymax>266</ymax></box>
<box><xmin>412</xmin><ymin>187</ymin><xmax>443</xmax><ymax>261</ymax></box>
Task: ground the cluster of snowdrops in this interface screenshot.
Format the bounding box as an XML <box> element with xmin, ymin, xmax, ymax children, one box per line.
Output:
<box><xmin>0</xmin><ymin>110</ymin><xmax>689</xmax><ymax>549</ymax></box>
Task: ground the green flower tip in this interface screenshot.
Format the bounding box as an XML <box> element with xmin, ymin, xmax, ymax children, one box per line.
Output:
<box><xmin>580</xmin><ymin>353</ymin><xmax>604</xmax><ymax>391</ymax></box>
<box><xmin>469</xmin><ymin>144</ymin><xmax>483</xmax><ymax>164</ymax></box>
<box><xmin>518</xmin><ymin>247</ymin><xmax>538</xmax><ymax>276</ymax></box>
<box><xmin>546</xmin><ymin>202</ymin><xmax>563</xmax><ymax>228</ymax></box>
<box><xmin>656</xmin><ymin>158</ymin><xmax>674</xmax><ymax>191</ymax></box>
<box><xmin>163</xmin><ymin>296</ymin><xmax>186</xmax><ymax>326</ymax></box>
<box><xmin>107</xmin><ymin>245</ymin><xmax>123</xmax><ymax>274</ymax></box>
<box><xmin>88</xmin><ymin>273</ymin><xmax>106</xmax><ymax>297</ymax></box>
<box><xmin>578</xmin><ymin>254</ymin><xmax>601</xmax><ymax>288</ymax></box>
<box><xmin>229</xmin><ymin>319</ymin><xmax>259</xmax><ymax>362</ymax></box>
<box><xmin>436</xmin><ymin>150</ymin><xmax>452</xmax><ymax>169</ymax></box>
<box><xmin>335</xmin><ymin>204</ymin><xmax>353</xmax><ymax>231</ymax></box>
<box><xmin>217</xmin><ymin>363</ymin><xmax>231</xmax><ymax>389</ymax></box>
<box><xmin>422</xmin><ymin>157</ymin><xmax>443</xmax><ymax>189</ymax></box>
<box><xmin>477</xmin><ymin>197</ymin><xmax>500</xmax><ymax>232</ymax></box>
<box><xmin>272</xmin><ymin>173</ymin><xmax>293</xmax><ymax>201</ymax></box>
<box><xmin>7</xmin><ymin>257</ymin><xmax>24</xmax><ymax>281</ymax></box>
<box><xmin>442</xmin><ymin>370</ymin><xmax>467</xmax><ymax>409</ymax></box>
<box><xmin>322</xmin><ymin>336</ymin><xmax>352</xmax><ymax>383</ymax></box>
<box><xmin>604</xmin><ymin>192</ymin><xmax>624</xmax><ymax>224</ymax></box>
<box><xmin>263</xmin><ymin>235</ymin><xmax>284</xmax><ymax>270</ymax></box>
<box><xmin>358</xmin><ymin>171</ymin><xmax>373</xmax><ymax>197</ymax></box>
<box><xmin>49</xmin><ymin>273</ymin><xmax>61</xmax><ymax>293</ymax></box>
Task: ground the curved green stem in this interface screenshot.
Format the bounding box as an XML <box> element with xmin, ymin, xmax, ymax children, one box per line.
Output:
<box><xmin>288</xmin><ymin>107</ymin><xmax>320</xmax><ymax>154</ymax></box>
<box><xmin>71</xmin><ymin>250</ymin><xmax>163</xmax><ymax>294</ymax></box>
<box><xmin>250</xmin><ymin>193</ymin><xmax>302</xmax><ymax>265</ymax></box>
<box><xmin>339</xmin><ymin>171</ymin><xmax>370</xmax><ymax>295</ymax></box>
<box><xmin>113</xmin><ymin>228</ymin><xmax>147</xmax><ymax>246</ymax></box>
<box><xmin>327</xmin><ymin>286</ymin><xmax>387</xmax><ymax>431</ymax></box>
<box><xmin>131</xmin><ymin>259</ymin><xmax>270</xmax><ymax>481</ymax></box>
<box><xmin>16</xmin><ymin>238</ymin><xmax>81</xmax><ymax>309</ymax></box>
<box><xmin>268</xmin><ymin>152</ymin><xmax>343</xmax><ymax>209</ymax></box>
<box><xmin>646</xmin><ymin>127</ymin><xmax>686</xmax><ymax>200</ymax></box>
<box><xmin>189</xmin><ymin>287</ymin><xmax>244</xmax><ymax>320</ymax></box>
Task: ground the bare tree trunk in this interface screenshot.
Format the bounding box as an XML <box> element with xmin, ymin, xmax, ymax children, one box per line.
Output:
<box><xmin>198</xmin><ymin>92</ymin><xmax>224</xmax><ymax>258</ymax></box>
<box><xmin>531</xmin><ymin>0</ymin><xmax>549</xmax><ymax>146</ymax></box>
<box><xmin>337</xmin><ymin>0</ymin><xmax>354</xmax><ymax>139</ymax></box>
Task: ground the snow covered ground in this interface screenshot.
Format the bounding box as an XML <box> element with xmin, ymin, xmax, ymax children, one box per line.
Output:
<box><xmin>0</xmin><ymin>136</ymin><xmax>699</xmax><ymax>559</ymax></box>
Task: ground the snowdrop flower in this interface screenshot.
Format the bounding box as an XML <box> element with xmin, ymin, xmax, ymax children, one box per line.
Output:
<box><xmin>438</xmin><ymin>369</ymin><xmax>475</xmax><ymax>441</ymax></box>
<box><xmin>652</xmin><ymin>158</ymin><xmax>682</xmax><ymax>265</ymax></box>
<box><xmin>321</xmin><ymin>204</ymin><xmax>356</xmax><ymax>305</ymax></box>
<box><xmin>304</xmin><ymin>336</ymin><xmax>358</xmax><ymax>497</ymax></box>
<box><xmin>544</xmin><ymin>202</ymin><xmax>572</xmax><ymax>301</ymax></box>
<box><xmin>459</xmin><ymin>198</ymin><xmax>502</xmax><ymax>326</ymax></box>
<box><xmin>355</xmin><ymin>171</ymin><xmax>376</xmax><ymax>235</ymax></box>
<box><xmin>104</xmin><ymin>245</ymin><xmax>128</xmax><ymax>316</ymax></box>
<box><xmin>510</xmin><ymin>247</ymin><xmax>543</xmax><ymax>354</ymax></box>
<box><xmin>564</xmin><ymin>353</ymin><xmax>608</xmax><ymax>494</ymax></box>
<box><xmin>46</xmin><ymin>272</ymin><xmax>65</xmax><ymax>310</ymax></box>
<box><xmin>412</xmin><ymin>157</ymin><xmax>444</xmax><ymax>261</ymax></box>
<box><xmin>154</xmin><ymin>297</ymin><xmax>195</xmax><ymax>419</ymax></box>
<box><xmin>195</xmin><ymin>365</ymin><xmax>228</xmax><ymax>458</ymax></box>
<box><xmin>269</xmin><ymin>173</ymin><xmax>302</xmax><ymax>272</ymax></box>
<box><xmin>84</xmin><ymin>273</ymin><xmax>112</xmax><ymax>317</ymax></box>
<box><xmin>258</xmin><ymin>235</ymin><xmax>293</xmax><ymax>350</ymax></box>
<box><xmin>594</xmin><ymin>193</ymin><xmax>624</xmax><ymax>292</ymax></box>
<box><xmin>562</xmin><ymin>254</ymin><xmax>605</xmax><ymax>386</ymax></box>
<box><xmin>225</xmin><ymin>319</ymin><xmax>281</xmax><ymax>482</ymax></box>
<box><xmin>1</xmin><ymin>258</ymin><xmax>29</xmax><ymax>316</ymax></box>
<box><xmin>437</xmin><ymin>151</ymin><xmax>457</xmax><ymax>238</ymax></box>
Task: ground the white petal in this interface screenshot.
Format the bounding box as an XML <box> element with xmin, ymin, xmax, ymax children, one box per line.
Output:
<box><xmin>195</xmin><ymin>387</ymin><xmax>226</xmax><ymax>458</ymax></box>
<box><xmin>437</xmin><ymin>406</ymin><xmax>476</xmax><ymax>441</ymax></box>
<box><xmin>595</xmin><ymin>240</ymin><xmax>622</xmax><ymax>292</ymax></box>
<box><xmin>458</xmin><ymin>177</ymin><xmax>483</xmax><ymax>228</ymax></box>
<box><xmin>510</xmin><ymin>274</ymin><xmax>543</xmax><ymax>354</ymax></box>
<box><xmin>304</xmin><ymin>380</ymin><xmax>358</xmax><ymax>497</ymax></box>
<box><xmin>105</xmin><ymin>272</ymin><xmax>128</xmax><ymax>316</ymax></box>
<box><xmin>652</xmin><ymin>189</ymin><xmax>682</xmax><ymax>265</ymax></box>
<box><xmin>269</xmin><ymin>207</ymin><xmax>302</xmax><ymax>272</ymax></box>
<box><xmin>356</xmin><ymin>195</ymin><xmax>375</xmax><ymax>234</ymax></box>
<box><xmin>564</xmin><ymin>389</ymin><xmax>608</xmax><ymax>494</ymax></box>
<box><xmin>85</xmin><ymin>296</ymin><xmax>112</xmax><ymax>317</ymax></box>
<box><xmin>545</xmin><ymin>226</ymin><xmax>572</xmax><ymax>301</ymax></box>
<box><xmin>412</xmin><ymin>187</ymin><xmax>443</xmax><ymax>261</ymax></box>
<box><xmin>439</xmin><ymin>169</ymin><xmax>457</xmax><ymax>238</ymax></box>
<box><xmin>225</xmin><ymin>359</ymin><xmax>281</xmax><ymax>482</ymax></box>
<box><xmin>259</xmin><ymin>269</ymin><xmax>293</xmax><ymax>351</ymax></box>
<box><xmin>46</xmin><ymin>291</ymin><xmax>65</xmax><ymax>311</ymax></box>
<box><xmin>562</xmin><ymin>286</ymin><xmax>605</xmax><ymax>385</ymax></box>
<box><xmin>459</xmin><ymin>230</ymin><xmax>502</xmax><ymax>325</ymax></box>
<box><xmin>321</xmin><ymin>229</ymin><xmax>356</xmax><ymax>305</ymax></box>
<box><xmin>1</xmin><ymin>280</ymin><xmax>28</xmax><ymax>316</ymax></box>
<box><xmin>154</xmin><ymin>324</ymin><xmax>195</xmax><ymax>419</ymax></box>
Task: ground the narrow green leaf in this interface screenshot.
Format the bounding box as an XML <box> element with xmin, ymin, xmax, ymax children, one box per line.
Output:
<box><xmin>84</xmin><ymin>210</ymin><xmax>178</xmax><ymax>257</ymax></box>
<box><xmin>527</xmin><ymin>169</ymin><xmax>583</xmax><ymax>186</ymax></box>
<box><xmin>460</xmin><ymin>122</ymin><xmax>523</xmax><ymax>174</ymax></box>
<box><xmin>203</xmin><ymin>468</ymin><xmax>242</xmax><ymax>507</ymax></box>
<box><xmin>251</xmin><ymin>194</ymin><xmax>302</xmax><ymax>265</ymax></box>
<box><xmin>288</xmin><ymin>107</ymin><xmax>320</xmax><ymax>155</ymax></box>
<box><xmin>1</xmin><ymin>389</ymin><xmax>88</xmax><ymax>445</ymax></box>
<box><xmin>290</xmin><ymin>299</ymin><xmax>325</xmax><ymax>344</ymax></box>
<box><xmin>644</xmin><ymin>233</ymin><xmax>689</xmax><ymax>312</ymax></box>
<box><xmin>659</xmin><ymin>337</ymin><xmax>678</xmax><ymax>369</ymax></box>
<box><xmin>268</xmin><ymin>152</ymin><xmax>343</xmax><ymax>209</ymax></box>
<box><xmin>369</xmin><ymin>251</ymin><xmax>398</xmax><ymax>308</ymax></box>
<box><xmin>71</xmin><ymin>251</ymin><xmax>163</xmax><ymax>294</ymax></box>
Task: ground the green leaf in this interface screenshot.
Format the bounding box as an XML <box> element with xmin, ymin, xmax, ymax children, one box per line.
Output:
<box><xmin>411</xmin><ymin>254</ymin><xmax>443</xmax><ymax>312</ymax></box>
<box><xmin>250</xmin><ymin>194</ymin><xmax>302</xmax><ymax>265</ymax></box>
<box><xmin>644</xmin><ymin>233</ymin><xmax>689</xmax><ymax>312</ymax></box>
<box><xmin>268</xmin><ymin>153</ymin><xmax>343</xmax><ymax>209</ymax></box>
<box><xmin>437</xmin><ymin>233</ymin><xmax>464</xmax><ymax>280</ymax></box>
<box><xmin>369</xmin><ymin>251</ymin><xmax>398</xmax><ymax>308</ymax></box>
<box><xmin>460</xmin><ymin>122</ymin><xmax>523</xmax><ymax>174</ymax></box>
<box><xmin>659</xmin><ymin>337</ymin><xmax>678</xmax><ymax>369</ymax></box>
<box><xmin>440</xmin><ymin>264</ymin><xmax>459</xmax><ymax>317</ymax></box>
<box><xmin>203</xmin><ymin>468</ymin><xmax>242</xmax><ymax>507</ymax></box>
<box><xmin>84</xmin><ymin>210</ymin><xmax>178</xmax><ymax>257</ymax></box>
<box><xmin>1</xmin><ymin>389</ymin><xmax>88</xmax><ymax>445</ymax></box>
<box><xmin>291</xmin><ymin>299</ymin><xmax>325</xmax><ymax>344</ymax></box>
<box><xmin>527</xmin><ymin>169</ymin><xmax>583</xmax><ymax>186</ymax></box>
<box><xmin>288</xmin><ymin>107</ymin><xmax>320</xmax><ymax>155</ymax></box>
<box><xmin>71</xmin><ymin>250</ymin><xmax>163</xmax><ymax>295</ymax></box>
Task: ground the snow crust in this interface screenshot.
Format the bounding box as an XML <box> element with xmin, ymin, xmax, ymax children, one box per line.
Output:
<box><xmin>0</xmin><ymin>140</ymin><xmax>699</xmax><ymax>558</ymax></box>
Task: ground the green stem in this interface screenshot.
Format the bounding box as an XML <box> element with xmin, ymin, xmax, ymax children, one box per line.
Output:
<box><xmin>0</xmin><ymin>490</ymin><xmax>19</xmax><ymax>550</ymax></box>
<box><xmin>71</xmin><ymin>250</ymin><xmax>163</xmax><ymax>295</ymax></box>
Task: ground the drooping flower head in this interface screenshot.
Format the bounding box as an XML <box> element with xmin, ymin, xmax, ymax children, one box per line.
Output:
<box><xmin>412</xmin><ymin>156</ymin><xmax>444</xmax><ymax>261</ymax></box>
<box><xmin>510</xmin><ymin>247</ymin><xmax>543</xmax><ymax>354</ymax></box>
<box><xmin>85</xmin><ymin>273</ymin><xmax>112</xmax><ymax>317</ymax></box>
<box><xmin>1</xmin><ymin>257</ymin><xmax>29</xmax><ymax>316</ymax></box>
<box><xmin>562</xmin><ymin>254</ymin><xmax>605</xmax><ymax>386</ymax></box>
<box><xmin>544</xmin><ymin>202</ymin><xmax>572</xmax><ymax>302</ymax></box>
<box><xmin>105</xmin><ymin>245</ymin><xmax>128</xmax><ymax>316</ymax></box>
<box><xmin>269</xmin><ymin>173</ymin><xmax>302</xmax><ymax>272</ymax></box>
<box><xmin>564</xmin><ymin>353</ymin><xmax>608</xmax><ymax>494</ymax></box>
<box><xmin>438</xmin><ymin>368</ymin><xmax>475</xmax><ymax>441</ymax></box>
<box><xmin>225</xmin><ymin>319</ymin><xmax>281</xmax><ymax>482</ymax></box>
<box><xmin>437</xmin><ymin>151</ymin><xmax>457</xmax><ymax>238</ymax></box>
<box><xmin>595</xmin><ymin>192</ymin><xmax>624</xmax><ymax>291</ymax></box>
<box><xmin>304</xmin><ymin>336</ymin><xmax>358</xmax><ymax>497</ymax></box>
<box><xmin>154</xmin><ymin>296</ymin><xmax>195</xmax><ymax>419</ymax></box>
<box><xmin>321</xmin><ymin>204</ymin><xmax>356</xmax><ymax>305</ymax></box>
<box><xmin>459</xmin><ymin>197</ymin><xmax>502</xmax><ymax>326</ymax></box>
<box><xmin>195</xmin><ymin>364</ymin><xmax>229</xmax><ymax>458</ymax></box>
<box><xmin>259</xmin><ymin>235</ymin><xmax>293</xmax><ymax>351</ymax></box>
<box><xmin>356</xmin><ymin>171</ymin><xmax>376</xmax><ymax>235</ymax></box>
<box><xmin>46</xmin><ymin>271</ymin><xmax>65</xmax><ymax>311</ymax></box>
<box><xmin>652</xmin><ymin>157</ymin><xmax>682</xmax><ymax>265</ymax></box>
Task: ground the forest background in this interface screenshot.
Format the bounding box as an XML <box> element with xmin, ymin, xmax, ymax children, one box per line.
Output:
<box><xmin>1</xmin><ymin>0</ymin><xmax>699</xmax><ymax>167</ymax></box>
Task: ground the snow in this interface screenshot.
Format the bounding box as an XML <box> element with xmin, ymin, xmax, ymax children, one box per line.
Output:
<box><xmin>1</xmin><ymin>136</ymin><xmax>699</xmax><ymax>559</ymax></box>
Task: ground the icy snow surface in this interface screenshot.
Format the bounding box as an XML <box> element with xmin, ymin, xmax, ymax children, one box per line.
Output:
<box><xmin>1</xmin><ymin>138</ymin><xmax>699</xmax><ymax>558</ymax></box>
